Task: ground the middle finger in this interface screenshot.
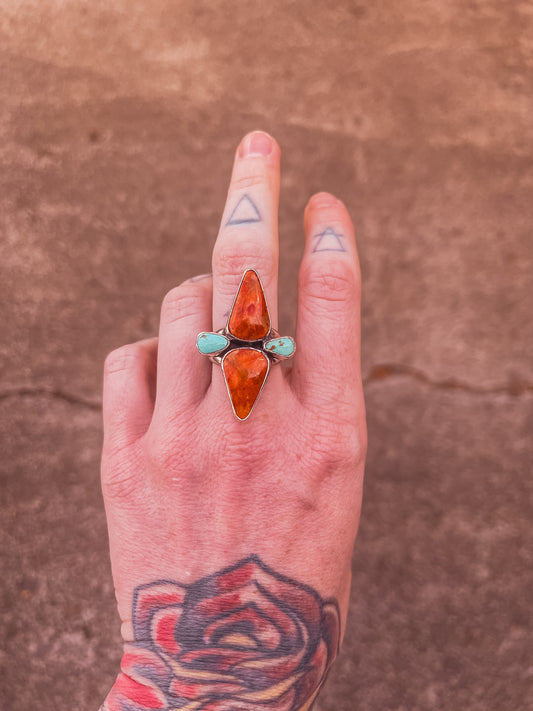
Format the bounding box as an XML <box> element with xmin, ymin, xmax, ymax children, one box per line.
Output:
<box><xmin>212</xmin><ymin>131</ymin><xmax>280</xmax><ymax>332</ymax></box>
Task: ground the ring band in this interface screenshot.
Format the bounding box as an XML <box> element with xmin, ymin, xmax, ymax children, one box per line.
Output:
<box><xmin>196</xmin><ymin>269</ymin><xmax>295</xmax><ymax>420</ymax></box>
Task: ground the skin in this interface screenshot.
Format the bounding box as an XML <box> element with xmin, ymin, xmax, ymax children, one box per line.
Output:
<box><xmin>101</xmin><ymin>130</ymin><xmax>367</xmax><ymax>708</ymax></box>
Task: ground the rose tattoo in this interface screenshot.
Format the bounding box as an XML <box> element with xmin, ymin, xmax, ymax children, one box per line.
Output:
<box><xmin>103</xmin><ymin>556</ymin><xmax>340</xmax><ymax>711</ymax></box>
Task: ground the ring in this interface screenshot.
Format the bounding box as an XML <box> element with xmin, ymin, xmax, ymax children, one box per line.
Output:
<box><xmin>196</xmin><ymin>269</ymin><xmax>295</xmax><ymax>421</ymax></box>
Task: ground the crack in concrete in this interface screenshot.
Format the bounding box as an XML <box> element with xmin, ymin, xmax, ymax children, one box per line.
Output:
<box><xmin>0</xmin><ymin>364</ymin><xmax>531</xmax><ymax>411</ymax></box>
<box><xmin>363</xmin><ymin>364</ymin><xmax>533</xmax><ymax>396</ymax></box>
<box><xmin>0</xmin><ymin>386</ymin><xmax>101</xmax><ymax>410</ymax></box>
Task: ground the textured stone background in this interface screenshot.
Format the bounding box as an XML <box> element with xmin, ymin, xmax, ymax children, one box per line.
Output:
<box><xmin>1</xmin><ymin>2</ymin><xmax>532</xmax><ymax>710</ymax></box>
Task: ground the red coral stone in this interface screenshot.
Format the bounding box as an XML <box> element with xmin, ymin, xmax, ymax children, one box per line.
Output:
<box><xmin>223</xmin><ymin>348</ymin><xmax>269</xmax><ymax>420</ymax></box>
<box><xmin>228</xmin><ymin>270</ymin><xmax>270</xmax><ymax>340</ymax></box>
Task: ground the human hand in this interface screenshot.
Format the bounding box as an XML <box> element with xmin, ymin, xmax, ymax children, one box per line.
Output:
<box><xmin>100</xmin><ymin>130</ymin><xmax>366</xmax><ymax>711</ymax></box>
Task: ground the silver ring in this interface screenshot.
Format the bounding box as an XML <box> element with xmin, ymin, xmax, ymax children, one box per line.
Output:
<box><xmin>196</xmin><ymin>268</ymin><xmax>295</xmax><ymax>421</ymax></box>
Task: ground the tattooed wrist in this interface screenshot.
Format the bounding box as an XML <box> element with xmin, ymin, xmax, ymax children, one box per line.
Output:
<box><xmin>102</xmin><ymin>556</ymin><xmax>340</xmax><ymax>711</ymax></box>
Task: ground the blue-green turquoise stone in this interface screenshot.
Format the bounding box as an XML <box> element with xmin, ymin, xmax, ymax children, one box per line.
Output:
<box><xmin>197</xmin><ymin>333</ymin><xmax>229</xmax><ymax>354</ymax></box>
<box><xmin>264</xmin><ymin>337</ymin><xmax>295</xmax><ymax>357</ymax></box>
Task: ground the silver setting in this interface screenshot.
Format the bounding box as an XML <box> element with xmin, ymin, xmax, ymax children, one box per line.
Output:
<box><xmin>199</xmin><ymin>325</ymin><xmax>294</xmax><ymax>366</ymax></box>
<box><xmin>196</xmin><ymin>268</ymin><xmax>296</xmax><ymax>420</ymax></box>
<box><xmin>221</xmin><ymin>347</ymin><xmax>271</xmax><ymax>421</ymax></box>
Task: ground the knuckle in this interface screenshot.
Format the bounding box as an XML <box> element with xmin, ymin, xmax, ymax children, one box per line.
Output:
<box><xmin>343</xmin><ymin>422</ymin><xmax>367</xmax><ymax>467</ymax></box>
<box><xmin>303</xmin><ymin>405</ymin><xmax>366</xmax><ymax>466</ymax></box>
<box><xmin>301</xmin><ymin>261</ymin><xmax>358</xmax><ymax>305</ymax></box>
<box><xmin>160</xmin><ymin>284</ymin><xmax>200</xmax><ymax>325</ymax></box>
<box><xmin>215</xmin><ymin>432</ymin><xmax>256</xmax><ymax>469</ymax></box>
<box><xmin>101</xmin><ymin>469</ymin><xmax>137</xmax><ymax>501</ymax></box>
<box><xmin>101</xmin><ymin>448</ymin><xmax>142</xmax><ymax>501</ymax></box>
<box><xmin>206</xmin><ymin>417</ymin><xmax>276</xmax><ymax>475</ymax></box>
<box><xmin>104</xmin><ymin>344</ymin><xmax>143</xmax><ymax>377</ymax></box>
<box><xmin>282</xmin><ymin>474</ymin><xmax>321</xmax><ymax>515</ymax></box>
<box><xmin>214</xmin><ymin>242</ymin><xmax>274</xmax><ymax>282</ymax></box>
<box><xmin>310</xmin><ymin>421</ymin><xmax>366</xmax><ymax>472</ymax></box>
<box><xmin>148</xmin><ymin>438</ymin><xmax>174</xmax><ymax>472</ymax></box>
<box><xmin>229</xmin><ymin>173</ymin><xmax>265</xmax><ymax>191</ymax></box>
<box><xmin>144</xmin><ymin>426</ymin><xmax>187</xmax><ymax>474</ymax></box>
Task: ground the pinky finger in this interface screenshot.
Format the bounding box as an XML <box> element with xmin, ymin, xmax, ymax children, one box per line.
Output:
<box><xmin>102</xmin><ymin>337</ymin><xmax>158</xmax><ymax>455</ymax></box>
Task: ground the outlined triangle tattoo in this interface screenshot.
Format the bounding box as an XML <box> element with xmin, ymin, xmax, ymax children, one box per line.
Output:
<box><xmin>226</xmin><ymin>194</ymin><xmax>262</xmax><ymax>225</ymax></box>
<box><xmin>312</xmin><ymin>226</ymin><xmax>346</xmax><ymax>252</ymax></box>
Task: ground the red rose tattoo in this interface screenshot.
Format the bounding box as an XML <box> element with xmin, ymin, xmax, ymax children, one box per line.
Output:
<box><xmin>103</xmin><ymin>556</ymin><xmax>340</xmax><ymax>711</ymax></box>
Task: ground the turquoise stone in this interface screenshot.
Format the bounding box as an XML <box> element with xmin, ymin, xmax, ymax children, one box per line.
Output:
<box><xmin>197</xmin><ymin>332</ymin><xmax>229</xmax><ymax>354</ymax></box>
<box><xmin>264</xmin><ymin>337</ymin><xmax>295</xmax><ymax>357</ymax></box>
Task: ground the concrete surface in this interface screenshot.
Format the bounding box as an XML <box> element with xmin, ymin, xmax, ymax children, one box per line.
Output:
<box><xmin>1</xmin><ymin>1</ymin><xmax>532</xmax><ymax>710</ymax></box>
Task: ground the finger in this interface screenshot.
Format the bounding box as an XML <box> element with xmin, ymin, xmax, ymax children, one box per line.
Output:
<box><xmin>153</xmin><ymin>274</ymin><xmax>213</xmax><ymax>418</ymax></box>
<box><xmin>291</xmin><ymin>193</ymin><xmax>362</xmax><ymax>411</ymax></box>
<box><xmin>212</xmin><ymin>130</ymin><xmax>280</xmax><ymax>332</ymax></box>
<box><xmin>102</xmin><ymin>337</ymin><xmax>158</xmax><ymax>453</ymax></box>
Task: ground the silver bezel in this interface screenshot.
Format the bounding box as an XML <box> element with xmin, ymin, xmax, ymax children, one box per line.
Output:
<box><xmin>221</xmin><ymin>346</ymin><xmax>271</xmax><ymax>421</ymax></box>
<box><xmin>196</xmin><ymin>268</ymin><xmax>296</xmax><ymax>420</ymax></box>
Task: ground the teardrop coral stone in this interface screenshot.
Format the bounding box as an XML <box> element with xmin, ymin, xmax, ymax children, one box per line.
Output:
<box><xmin>228</xmin><ymin>270</ymin><xmax>270</xmax><ymax>340</ymax></box>
<box><xmin>223</xmin><ymin>348</ymin><xmax>269</xmax><ymax>420</ymax></box>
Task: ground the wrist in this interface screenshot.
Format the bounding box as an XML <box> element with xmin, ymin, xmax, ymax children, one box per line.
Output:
<box><xmin>102</xmin><ymin>555</ymin><xmax>341</xmax><ymax>710</ymax></box>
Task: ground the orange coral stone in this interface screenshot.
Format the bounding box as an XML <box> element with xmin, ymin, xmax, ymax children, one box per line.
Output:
<box><xmin>222</xmin><ymin>348</ymin><xmax>269</xmax><ymax>420</ymax></box>
<box><xmin>228</xmin><ymin>270</ymin><xmax>270</xmax><ymax>340</ymax></box>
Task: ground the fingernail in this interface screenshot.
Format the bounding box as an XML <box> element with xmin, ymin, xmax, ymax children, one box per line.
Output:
<box><xmin>239</xmin><ymin>131</ymin><xmax>273</xmax><ymax>158</ymax></box>
<box><xmin>307</xmin><ymin>192</ymin><xmax>339</xmax><ymax>209</ymax></box>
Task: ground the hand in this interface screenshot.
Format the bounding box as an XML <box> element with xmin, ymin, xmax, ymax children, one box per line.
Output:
<box><xmin>100</xmin><ymin>130</ymin><xmax>366</xmax><ymax>711</ymax></box>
